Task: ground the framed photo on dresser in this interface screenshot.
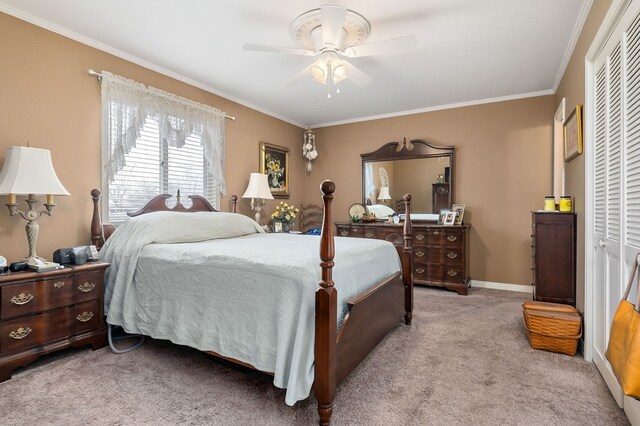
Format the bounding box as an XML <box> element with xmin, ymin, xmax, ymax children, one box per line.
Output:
<box><xmin>452</xmin><ymin>203</ymin><xmax>466</xmax><ymax>225</ymax></box>
<box><xmin>443</xmin><ymin>211</ymin><xmax>457</xmax><ymax>225</ymax></box>
<box><xmin>438</xmin><ymin>209</ymin><xmax>450</xmax><ymax>224</ymax></box>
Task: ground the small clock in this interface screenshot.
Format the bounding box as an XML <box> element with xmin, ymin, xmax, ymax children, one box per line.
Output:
<box><xmin>348</xmin><ymin>203</ymin><xmax>367</xmax><ymax>222</ymax></box>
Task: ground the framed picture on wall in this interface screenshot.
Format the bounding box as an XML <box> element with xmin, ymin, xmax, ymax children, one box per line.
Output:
<box><xmin>564</xmin><ymin>104</ymin><xmax>583</xmax><ymax>162</ymax></box>
<box><xmin>259</xmin><ymin>141</ymin><xmax>290</xmax><ymax>198</ymax></box>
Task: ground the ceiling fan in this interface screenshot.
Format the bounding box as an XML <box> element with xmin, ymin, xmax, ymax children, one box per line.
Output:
<box><xmin>244</xmin><ymin>4</ymin><xmax>417</xmax><ymax>97</ymax></box>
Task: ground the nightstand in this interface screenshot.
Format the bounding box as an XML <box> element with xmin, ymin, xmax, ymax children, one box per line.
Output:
<box><xmin>0</xmin><ymin>262</ymin><xmax>109</xmax><ymax>381</ymax></box>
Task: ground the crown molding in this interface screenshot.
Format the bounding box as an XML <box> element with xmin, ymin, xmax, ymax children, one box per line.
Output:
<box><xmin>0</xmin><ymin>5</ymin><xmax>305</xmax><ymax>128</ymax></box>
<box><xmin>311</xmin><ymin>89</ymin><xmax>555</xmax><ymax>128</ymax></box>
<box><xmin>552</xmin><ymin>0</ymin><xmax>594</xmax><ymax>92</ymax></box>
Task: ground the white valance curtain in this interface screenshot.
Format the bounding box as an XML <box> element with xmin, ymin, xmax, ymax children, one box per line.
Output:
<box><xmin>101</xmin><ymin>71</ymin><xmax>227</xmax><ymax>195</ymax></box>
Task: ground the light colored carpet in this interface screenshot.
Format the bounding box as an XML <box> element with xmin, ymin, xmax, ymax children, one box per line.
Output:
<box><xmin>0</xmin><ymin>287</ymin><xmax>628</xmax><ymax>425</ymax></box>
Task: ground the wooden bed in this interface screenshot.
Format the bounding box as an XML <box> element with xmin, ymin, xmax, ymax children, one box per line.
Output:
<box><xmin>90</xmin><ymin>181</ymin><xmax>413</xmax><ymax>425</ymax></box>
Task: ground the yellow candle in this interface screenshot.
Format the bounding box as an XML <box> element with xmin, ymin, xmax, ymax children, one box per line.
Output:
<box><xmin>46</xmin><ymin>194</ymin><xmax>54</xmax><ymax>205</ymax></box>
<box><xmin>8</xmin><ymin>194</ymin><xmax>16</xmax><ymax>204</ymax></box>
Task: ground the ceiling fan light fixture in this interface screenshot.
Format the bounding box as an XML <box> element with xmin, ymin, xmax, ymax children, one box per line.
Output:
<box><xmin>332</xmin><ymin>63</ymin><xmax>347</xmax><ymax>81</ymax></box>
<box><xmin>310</xmin><ymin>65</ymin><xmax>326</xmax><ymax>84</ymax></box>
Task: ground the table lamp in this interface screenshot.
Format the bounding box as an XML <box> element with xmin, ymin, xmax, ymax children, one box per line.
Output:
<box><xmin>242</xmin><ymin>172</ymin><xmax>273</xmax><ymax>223</ymax></box>
<box><xmin>0</xmin><ymin>146</ymin><xmax>70</xmax><ymax>268</ymax></box>
<box><xmin>378</xmin><ymin>186</ymin><xmax>391</xmax><ymax>205</ymax></box>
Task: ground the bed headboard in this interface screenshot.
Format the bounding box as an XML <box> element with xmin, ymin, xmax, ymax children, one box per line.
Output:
<box><xmin>90</xmin><ymin>189</ymin><xmax>238</xmax><ymax>250</ymax></box>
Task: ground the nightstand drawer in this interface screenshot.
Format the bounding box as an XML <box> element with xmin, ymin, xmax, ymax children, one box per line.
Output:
<box><xmin>73</xmin><ymin>271</ymin><xmax>102</xmax><ymax>303</ymax></box>
<box><xmin>1</xmin><ymin>277</ymin><xmax>74</xmax><ymax>320</ymax></box>
<box><xmin>1</xmin><ymin>307</ymin><xmax>73</xmax><ymax>354</ymax></box>
<box><xmin>74</xmin><ymin>300</ymin><xmax>100</xmax><ymax>334</ymax></box>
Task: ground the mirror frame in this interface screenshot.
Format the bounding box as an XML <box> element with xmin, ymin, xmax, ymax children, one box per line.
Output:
<box><xmin>361</xmin><ymin>138</ymin><xmax>455</xmax><ymax>211</ymax></box>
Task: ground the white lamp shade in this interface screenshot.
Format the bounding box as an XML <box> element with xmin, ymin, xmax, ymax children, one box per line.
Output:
<box><xmin>378</xmin><ymin>186</ymin><xmax>391</xmax><ymax>200</ymax></box>
<box><xmin>242</xmin><ymin>173</ymin><xmax>274</xmax><ymax>200</ymax></box>
<box><xmin>0</xmin><ymin>146</ymin><xmax>70</xmax><ymax>195</ymax></box>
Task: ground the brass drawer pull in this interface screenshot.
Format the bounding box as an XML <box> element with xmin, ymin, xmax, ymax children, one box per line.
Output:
<box><xmin>53</xmin><ymin>281</ymin><xmax>65</xmax><ymax>288</ymax></box>
<box><xmin>433</xmin><ymin>230</ymin><xmax>439</xmax><ymax>235</ymax></box>
<box><xmin>76</xmin><ymin>312</ymin><xmax>94</xmax><ymax>322</ymax></box>
<box><xmin>416</xmin><ymin>267</ymin><xmax>425</xmax><ymax>274</ymax></box>
<box><xmin>415</xmin><ymin>234</ymin><xmax>425</xmax><ymax>241</ymax></box>
<box><xmin>447</xmin><ymin>235</ymin><xmax>458</xmax><ymax>242</ymax></box>
<box><xmin>10</xmin><ymin>292</ymin><xmax>34</xmax><ymax>305</ymax></box>
<box><xmin>340</xmin><ymin>230</ymin><xmax>349</xmax><ymax>236</ymax></box>
<box><xmin>365</xmin><ymin>231</ymin><xmax>374</xmax><ymax>238</ymax></box>
<box><xmin>78</xmin><ymin>282</ymin><xmax>95</xmax><ymax>293</ymax></box>
<box><xmin>9</xmin><ymin>327</ymin><xmax>32</xmax><ymax>340</ymax></box>
<box><xmin>447</xmin><ymin>269</ymin><xmax>458</xmax><ymax>277</ymax></box>
<box><xmin>415</xmin><ymin>251</ymin><xmax>425</xmax><ymax>258</ymax></box>
<box><xmin>447</xmin><ymin>252</ymin><xmax>458</xmax><ymax>259</ymax></box>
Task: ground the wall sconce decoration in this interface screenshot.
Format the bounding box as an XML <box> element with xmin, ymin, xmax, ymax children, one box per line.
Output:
<box><xmin>303</xmin><ymin>127</ymin><xmax>318</xmax><ymax>172</ymax></box>
<box><xmin>0</xmin><ymin>146</ymin><xmax>70</xmax><ymax>268</ymax></box>
<box><xmin>242</xmin><ymin>172</ymin><xmax>274</xmax><ymax>224</ymax></box>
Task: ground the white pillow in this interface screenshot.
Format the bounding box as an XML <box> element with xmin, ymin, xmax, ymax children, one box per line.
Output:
<box><xmin>366</xmin><ymin>204</ymin><xmax>396</xmax><ymax>218</ymax></box>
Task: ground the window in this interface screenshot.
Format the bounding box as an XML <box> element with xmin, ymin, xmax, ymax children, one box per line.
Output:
<box><xmin>100</xmin><ymin>71</ymin><xmax>226</xmax><ymax>224</ymax></box>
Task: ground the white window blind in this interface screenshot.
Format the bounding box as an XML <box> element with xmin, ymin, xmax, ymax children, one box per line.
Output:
<box><xmin>108</xmin><ymin>115</ymin><xmax>210</xmax><ymax>223</ymax></box>
<box><xmin>100</xmin><ymin>71</ymin><xmax>226</xmax><ymax>224</ymax></box>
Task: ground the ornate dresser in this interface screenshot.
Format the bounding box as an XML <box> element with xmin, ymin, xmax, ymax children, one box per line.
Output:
<box><xmin>335</xmin><ymin>222</ymin><xmax>471</xmax><ymax>294</ymax></box>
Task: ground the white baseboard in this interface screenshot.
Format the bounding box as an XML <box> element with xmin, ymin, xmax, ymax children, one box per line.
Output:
<box><xmin>625</xmin><ymin>396</ymin><xmax>640</xmax><ymax>426</ymax></box>
<box><xmin>470</xmin><ymin>280</ymin><xmax>533</xmax><ymax>294</ymax></box>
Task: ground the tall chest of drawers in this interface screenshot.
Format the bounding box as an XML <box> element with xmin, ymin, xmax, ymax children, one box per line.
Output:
<box><xmin>530</xmin><ymin>212</ymin><xmax>576</xmax><ymax>306</ymax></box>
<box><xmin>335</xmin><ymin>222</ymin><xmax>471</xmax><ymax>294</ymax></box>
<box><xmin>0</xmin><ymin>262</ymin><xmax>109</xmax><ymax>381</ymax></box>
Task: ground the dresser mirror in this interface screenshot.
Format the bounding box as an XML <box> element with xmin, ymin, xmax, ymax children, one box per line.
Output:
<box><xmin>361</xmin><ymin>139</ymin><xmax>454</xmax><ymax>217</ymax></box>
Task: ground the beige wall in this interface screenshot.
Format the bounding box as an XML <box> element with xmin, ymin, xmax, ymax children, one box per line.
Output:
<box><xmin>555</xmin><ymin>0</ymin><xmax>613</xmax><ymax>311</ymax></box>
<box><xmin>306</xmin><ymin>96</ymin><xmax>556</xmax><ymax>286</ymax></box>
<box><xmin>0</xmin><ymin>13</ymin><xmax>303</xmax><ymax>262</ymax></box>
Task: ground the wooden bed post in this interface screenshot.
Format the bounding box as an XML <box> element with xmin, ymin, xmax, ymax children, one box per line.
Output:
<box><xmin>315</xmin><ymin>180</ymin><xmax>337</xmax><ymax>426</ymax></box>
<box><xmin>402</xmin><ymin>194</ymin><xmax>413</xmax><ymax>325</ymax></box>
<box><xmin>231</xmin><ymin>195</ymin><xmax>238</xmax><ymax>213</ymax></box>
<box><xmin>91</xmin><ymin>189</ymin><xmax>104</xmax><ymax>249</ymax></box>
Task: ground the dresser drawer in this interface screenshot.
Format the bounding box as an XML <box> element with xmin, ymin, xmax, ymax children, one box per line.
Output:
<box><xmin>337</xmin><ymin>227</ymin><xmax>351</xmax><ymax>237</ymax></box>
<box><xmin>428</xmin><ymin>247</ymin><xmax>463</xmax><ymax>264</ymax></box>
<box><xmin>1</xmin><ymin>307</ymin><xmax>73</xmax><ymax>354</ymax></box>
<box><xmin>425</xmin><ymin>228</ymin><xmax>463</xmax><ymax>247</ymax></box>
<box><xmin>74</xmin><ymin>300</ymin><xmax>101</xmax><ymax>334</ymax></box>
<box><xmin>1</xmin><ymin>276</ymin><xmax>75</xmax><ymax>320</ymax></box>
<box><xmin>428</xmin><ymin>264</ymin><xmax>465</xmax><ymax>283</ymax></box>
<box><xmin>347</xmin><ymin>227</ymin><xmax>377</xmax><ymax>239</ymax></box>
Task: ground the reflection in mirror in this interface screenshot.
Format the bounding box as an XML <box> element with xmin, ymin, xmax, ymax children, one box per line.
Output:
<box><xmin>361</xmin><ymin>139</ymin><xmax>454</xmax><ymax>216</ymax></box>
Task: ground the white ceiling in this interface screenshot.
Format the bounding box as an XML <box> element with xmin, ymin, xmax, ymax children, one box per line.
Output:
<box><xmin>0</xmin><ymin>0</ymin><xmax>589</xmax><ymax>128</ymax></box>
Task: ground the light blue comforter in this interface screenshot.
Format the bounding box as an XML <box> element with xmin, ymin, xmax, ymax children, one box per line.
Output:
<box><xmin>100</xmin><ymin>211</ymin><xmax>401</xmax><ymax>405</ymax></box>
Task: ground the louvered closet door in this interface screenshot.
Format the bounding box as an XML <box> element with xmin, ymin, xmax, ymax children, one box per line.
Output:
<box><xmin>591</xmin><ymin>1</ymin><xmax>640</xmax><ymax>412</ymax></box>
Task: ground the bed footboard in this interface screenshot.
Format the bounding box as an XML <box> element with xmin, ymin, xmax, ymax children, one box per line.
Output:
<box><xmin>314</xmin><ymin>184</ymin><xmax>412</xmax><ymax>426</ymax></box>
<box><xmin>335</xmin><ymin>272</ymin><xmax>404</xmax><ymax>384</ymax></box>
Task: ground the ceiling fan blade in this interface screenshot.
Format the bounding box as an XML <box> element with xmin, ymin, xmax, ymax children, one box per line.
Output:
<box><xmin>321</xmin><ymin>5</ymin><xmax>347</xmax><ymax>49</ymax></box>
<box><xmin>281</xmin><ymin>64</ymin><xmax>315</xmax><ymax>87</ymax></box>
<box><xmin>344</xmin><ymin>35</ymin><xmax>417</xmax><ymax>58</ymax></box>
<box><xmin>345</xmin><ymin>62</ymin><xmax>373</xmax><ymax>87</ymax></box>
<box><xmin>243</xmin><ymin>43</ymin><xmax>315</xmax><ymax>56</ymax></box>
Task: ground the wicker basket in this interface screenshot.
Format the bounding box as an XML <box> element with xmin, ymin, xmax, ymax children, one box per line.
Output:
<box><xmin>522</xmin><ymin>302</ymin><xmax>582</xmax><ymax>356</ymax></box>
